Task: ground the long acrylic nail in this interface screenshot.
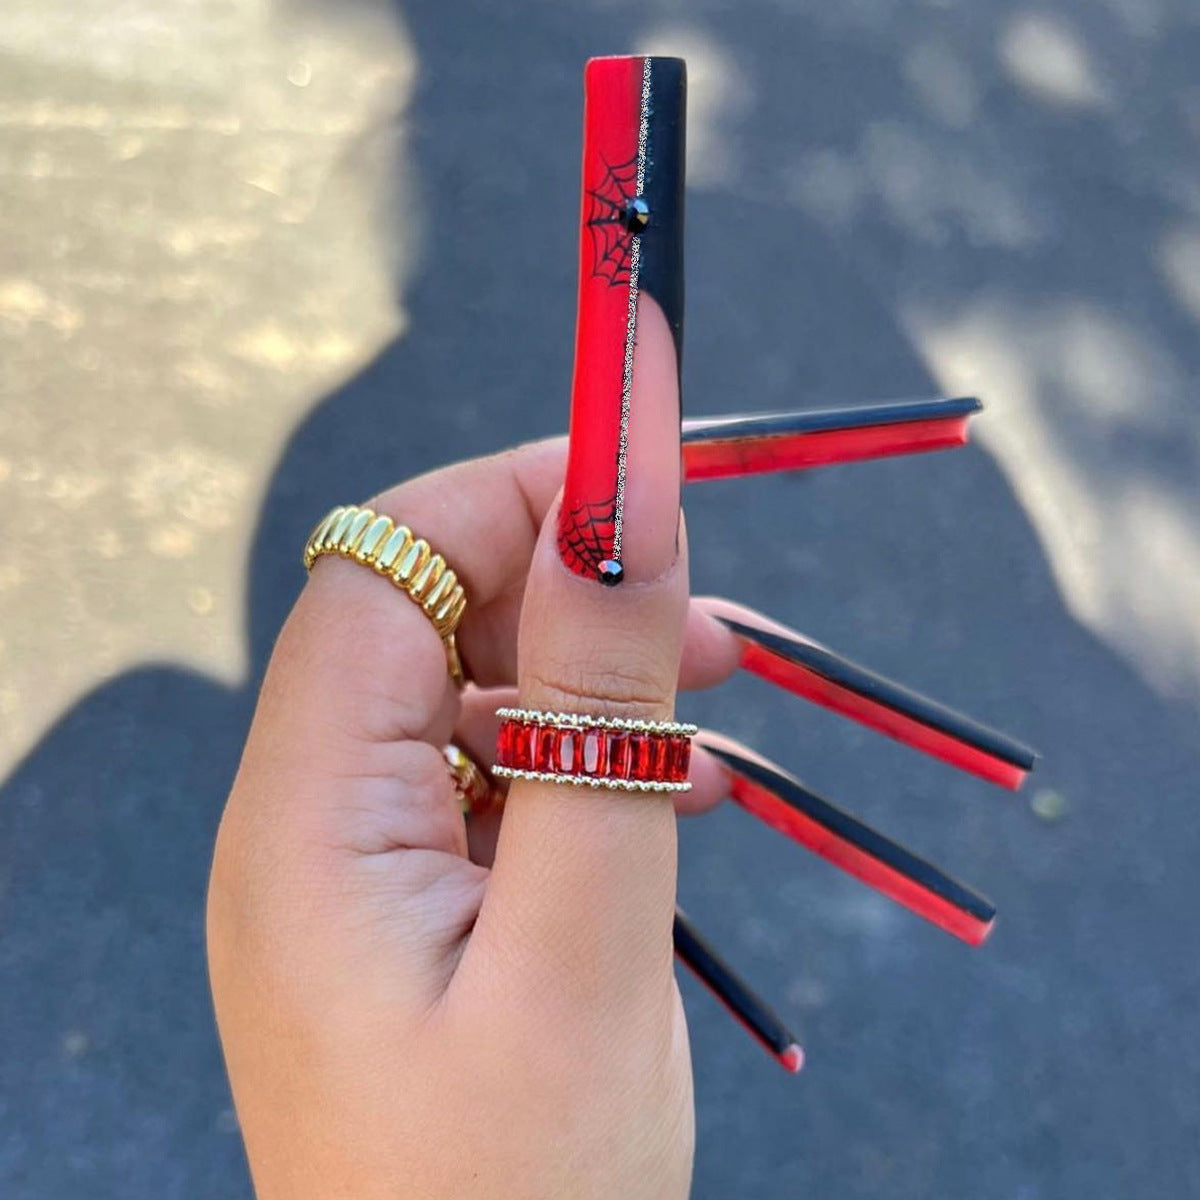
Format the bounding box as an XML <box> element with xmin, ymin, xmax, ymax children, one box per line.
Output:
<box><xmin>715</xmin><ymin>611</ymin><xmax>1037</xmax><ymax>789</ymax></box>
<box><xmin>682</xmin><ymin>396</ymin><xmax>982</xmax><ymax>481</ymax></box>
<box><xmin>674</xmin><ymin>908</ymin><xmax>804</xmax><ymax>1073</ymax></box>
<box><xmin>558</xmin><ymin>55</ymin><xmax>686</xmax><ymax>586</ymax></box>
<box><xmin>699</xmin><ymin>737</ymin><xmax>997</xmax><ymax>945</ymax></box>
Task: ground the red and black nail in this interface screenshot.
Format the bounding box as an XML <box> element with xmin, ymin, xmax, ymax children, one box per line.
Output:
<box><xmin>674</xmin><ymin>908</ymin><xmax>804</xmax><ymax>1073</ymax></box>
<box><xmin>700</xmin><ymin>739</ymin><xmax>997</xmax><ymax>945</ymax></box>
<box><xmin>559</xmin><ymin>56</ymin><xmax>686</xmax><ymax>585</ymax></box>
<box><xmin>682</xmin><ymin>396</ymin><xmax>981</xmax><ymax>481</ymax></box>
<box><xmin>716</xmin><ymin>613</ymin><xmax>1037</xmax><ymax>789</ymax></box>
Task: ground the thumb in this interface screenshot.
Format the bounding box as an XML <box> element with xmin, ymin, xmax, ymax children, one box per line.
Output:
<box><xmin>473</xmin><ymin>56</ymin><xmax>688</xmax><ymax>1014</ymax></box>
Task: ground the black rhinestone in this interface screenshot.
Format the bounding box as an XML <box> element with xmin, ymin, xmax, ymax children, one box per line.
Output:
<box><xmin>598</xmin><ymin>560</ymin><xmax>625</xmax><ymax>586</ymax></box>
<box><xmin>621</xmin><ymin>197</ymin><xmax>650</xmax><ymax>233</ymax></box>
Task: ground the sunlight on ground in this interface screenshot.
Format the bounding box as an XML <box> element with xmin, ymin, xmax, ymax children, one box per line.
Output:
<box><xmin>786</xmin><ymin>118</ymin><xmax>1042</xmax><ymax>249</ymax></box>
<box><xmin>0</xmin><ymin>0</ymin><xmax>415</xmax><ymax>776</ymax></box>
<box><xmin>904</xmin><ymin>37</ymin><xmax>979</xmax><ymax>130</ymax></box>
<box><xmin>766</xmin><ymin>7</ymin><xmax>1200</xmax><ymax>711</ymax></box>
<box><xmin>999</xmin><ymin>12</ymin><xmax>1107</xmax><ymax>109</ymax></box>
<box><xmin>1157</xmin><ymin>225</ymin><xmax>1200</xmax><ymax>324</ymax></box>
<box><xmin>3</xmin><ymin>2</ymin><xmax>1197</xmax><ymax>782</ymax></box>
<box><xmin>636</xmin><ymin>26</ymin><xmax>752</xmax><ymax>189</ymax></box>
<box><xmin>906</xmin><ymin>296</ymin><xmax>1200</xmax><ymax>703</ymax></box>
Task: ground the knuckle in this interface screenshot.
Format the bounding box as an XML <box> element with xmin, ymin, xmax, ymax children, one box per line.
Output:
<box><xmin>523</xmin><ymin>648</ymin><xmax>674</xmax><ymax>720</ymax></box>
<box><xmin>279</xmin><ymin>567</ymin><xmax>446</xmax><ymax>742</ymax></box>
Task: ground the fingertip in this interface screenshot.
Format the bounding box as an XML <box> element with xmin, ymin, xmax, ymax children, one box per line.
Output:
<box><xmin>680</xmin><ymin>601</ymin><xmax>745</xmax><ymax>690</ymax></box>
<box><xmin>675</xmin><ymin>741</ymin><xmax>734</xmax><ymax>816</ymax></box>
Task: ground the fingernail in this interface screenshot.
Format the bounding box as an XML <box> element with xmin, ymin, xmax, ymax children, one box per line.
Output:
<box><xmin>681</xmin><ymin>396</ymin><xmax>982</xmax><ymax>481</ymax></box>
<box><xmin>696</xmin><ymin>735</ymin><xmax>997</xmax><ymax>946</ymax></box>
<box><xmin>673</xmin><ymin>908</ymin><xmax>805</xmax><ymax>1073</ymax></box>
<box><xmin>558</xmin><ymin>55</ymin><xmax>687</xmax><ymax>586</ymax></box>
<box><xmin>713</xmin><ymin>610</ymin><xmax>1037</xmax><ymax>789</ymax></box>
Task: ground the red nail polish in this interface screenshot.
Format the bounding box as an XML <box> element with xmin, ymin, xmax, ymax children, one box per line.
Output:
<box><xmin>558</xmin><ymin>55</ymin><xmax>686</xmax><ymax>584</ymax></box>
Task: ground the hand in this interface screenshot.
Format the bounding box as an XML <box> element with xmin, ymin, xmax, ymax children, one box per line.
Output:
<box><xmin>204</xmin><ymin>284</ymin><xmax>749</xmax><ymax>1198</ymax></box>
<box><xmin>207</xmin><ymin>43</ymin><xmax>1027</xmax><ymax>1197</ymax></box>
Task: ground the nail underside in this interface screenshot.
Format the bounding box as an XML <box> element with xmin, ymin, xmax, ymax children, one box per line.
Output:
<box><xmin>674</xmin><ymin>908</ymin><xmax>803</xmax><ymax>1073</ymax></box>
<box><xmin>558</xmin><ymin>55</ymin><xmax>686</xmax><ymax>585</ymax></box>
<box><xmin>717</xmin><ymin>615</ymin><xmax>1037</xmax><ymax>789</ymax></box>
<box><xmin>702</xmin><ymin>742</ymin><xmax>996</xmax><ymax>946</ymax></box>
<box><xmin>681</xmin><ymin>396</ymin><xmax>982</xmax><ymax>481</ymax></box>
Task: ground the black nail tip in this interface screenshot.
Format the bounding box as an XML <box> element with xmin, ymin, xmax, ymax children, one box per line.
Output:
<box><xmin>598</xmin><ymin>560</ymin><xmax>625</xmax><ymax>585</ymax></box>
<box><xmin>636</xmin><ymin>57</ymin><xmax>685</xmax><ymax>365</ymax></box>
<box><xmin>714</xmin><ymin>614</ymin><xmax>1039</xmax><ymax>771</ymax></box>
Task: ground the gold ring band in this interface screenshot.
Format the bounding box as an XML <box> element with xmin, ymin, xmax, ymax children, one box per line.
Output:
<box><xmin>443</xmin><ymin>743</ymin><xmax>505</xmax><ymax>816</ymax></box>
<box><xmin>304</xmin><ymin>504</ymin><xmax>468</xmax><ymax>684</ymax></box>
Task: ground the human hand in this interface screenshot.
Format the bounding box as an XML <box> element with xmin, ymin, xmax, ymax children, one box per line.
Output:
<box><xmin>204</xmin><ymin>264</ymin><xmax>763</xmax><ymax>1196</ymax></box>
<box><xmin>207</xmin><ymin>55</ymin><xmax>713</xmax><ymax>1199</ymax></box>
<box><xmin>206</xmin><ymin>50</ymin><xmax>1031</xmax><ymax>1200</ymax></box>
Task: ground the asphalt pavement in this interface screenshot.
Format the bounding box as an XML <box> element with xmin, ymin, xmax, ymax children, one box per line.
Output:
<box><xmin>2</xmin><ymin>1</ymin><xmax>1199</xmax><ymax>1196</ymax></box>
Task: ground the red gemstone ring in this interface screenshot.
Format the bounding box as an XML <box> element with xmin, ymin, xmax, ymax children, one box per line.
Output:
<box><xmin>493</xmin><ymin>708</ymin><xmax>696</xmax><ymax>793</ymax></box>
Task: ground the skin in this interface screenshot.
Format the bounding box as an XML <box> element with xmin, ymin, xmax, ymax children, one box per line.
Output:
<box><xmin>207</xmin><ymin>300</ymin><xmax>765</xmax><ymax>1198</ymax></box>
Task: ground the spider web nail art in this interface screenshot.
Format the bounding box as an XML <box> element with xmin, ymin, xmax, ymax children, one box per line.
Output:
<box><xmin>584</xmin><ymin>154</ymin><xmax>642</xmax><ymax>286</ymax></box>
<box><xmin>558</xmin><ymin>494</ymin><xmax>619</xmax><ymax>578</ymax></box>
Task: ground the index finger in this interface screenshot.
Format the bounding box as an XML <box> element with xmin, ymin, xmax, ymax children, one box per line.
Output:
<box><xmin>293</xmin><ymin>435</ymin><xmax>570</xmax><ymax>749</ymax></box>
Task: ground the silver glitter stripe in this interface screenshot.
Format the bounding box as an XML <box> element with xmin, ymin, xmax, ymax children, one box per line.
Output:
<box><xmin>611</xmin><ymin>56</ymin><xmax>653</xmax><ymax>565</ymax></box>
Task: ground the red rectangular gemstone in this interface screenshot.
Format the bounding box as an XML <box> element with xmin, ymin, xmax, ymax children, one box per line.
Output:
<box><xmin>496</xmin><ymin>721</ymin><xmax>514</xmax><ymax>765</ymax></box>
<box><xmin>534</xmin><ymin>727</ymin><xmax>557</xmax><ymax>772</ymax></box>
<box><xmin>557</xmin><ymin>731</ymin><xmax>576</xmax><ymax>773</ymax></box>
<box><xmin>647</xmin><ymin>736</ymin><xmax>668</xmax><ymax>778</ymax></box>
<box><xmin>582</xmin><ymin>730</ymin><xmax>606</xmax><ymax>774</ymax></box>
<box><xmin>668</xmin><ymin>737</ymin><xmax>691</xmax><ymax>783</ymax></box>
<box><xmin>607</xmin><ymin>733</ymin><xmax>630</xmax><ymax>778</ymax></box>
<box><xmin>511</xmin><ymin>723</ymin><xmax>533</xmax><ymax>769</ymax></box>
<box><xmin>628</xmin><ymin>733</ymin><xmax>651</xmax><ymax>779</ymax></box>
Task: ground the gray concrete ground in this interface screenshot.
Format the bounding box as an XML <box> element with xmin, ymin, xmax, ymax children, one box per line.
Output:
<box><xmin>2</xmin><ymin>1</ymin><xmax>1199</xmax><ymax>1196</ymax></box>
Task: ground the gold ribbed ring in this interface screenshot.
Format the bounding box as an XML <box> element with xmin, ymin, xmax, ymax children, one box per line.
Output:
<box><xmin>304</xmin><ymin>504</ymin><xmax>468</xmax><ymax>684</ymax></box>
